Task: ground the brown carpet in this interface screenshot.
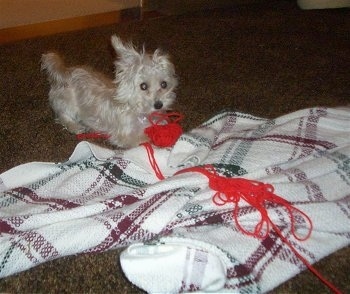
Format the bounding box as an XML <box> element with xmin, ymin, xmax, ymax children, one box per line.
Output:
<box><xmin>0</xmin><ymin>1</ymin><xmax>349</xmax><ymax>293</ymax></box>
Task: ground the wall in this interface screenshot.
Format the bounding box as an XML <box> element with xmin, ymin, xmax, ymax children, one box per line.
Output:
<box><xmin>0</xmin><ymin>0</ymin><xmax>140</xmax><ymax>29</ymax></box>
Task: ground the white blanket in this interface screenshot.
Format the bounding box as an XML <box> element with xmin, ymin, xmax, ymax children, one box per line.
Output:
<box><xmin>1</xmin><ymin>107</ymin><xmax>349</xmax><ymax>293</ymax></box>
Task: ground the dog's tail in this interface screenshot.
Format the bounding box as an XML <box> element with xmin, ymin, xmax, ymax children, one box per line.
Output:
<box><xmin>41</xmin><ymin>52</ymin><xmax>69</xmax><ymax>85</ymax></box>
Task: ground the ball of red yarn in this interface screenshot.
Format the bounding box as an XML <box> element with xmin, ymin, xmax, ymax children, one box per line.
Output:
<box><xmin>145</xmin><ymin>123</ymin><xmax>183</xmax><ymax>147</ymax></box>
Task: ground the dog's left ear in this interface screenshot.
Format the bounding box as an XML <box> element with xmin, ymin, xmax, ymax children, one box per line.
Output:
<box><xmin>152</xmin><ymin>49</ymin><xmax>174</xmax><ymax>72</ymax></box>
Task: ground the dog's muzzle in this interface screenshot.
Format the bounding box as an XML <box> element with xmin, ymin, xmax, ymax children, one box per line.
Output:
<box><xmin>154</xmin><ymin>100</ymin><xmax>163</xmax><ymax>110</ymax></box>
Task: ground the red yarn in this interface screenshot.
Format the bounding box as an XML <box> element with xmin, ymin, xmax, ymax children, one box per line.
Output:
<box><xmin>141</xmin><ymin>142</ymin><xmax>165</xmax><ymax>180</ymax></box>
<box><xmin>144</xmin><ymin>112</ymin><xmax>184</xmax><ymax>147</ymax></box>
<box><xmin>75</xmin><ymin>112</ymin><xmax>183</xmax><ymax>147</ymax></box>
<box><xmin>176</xmin><ymin>164</ymin><xmax>341</xmax><ymax>294</ymax></box>
<box><xmin>177</xmin><ymin>165</ymin><xmax>313</xmax><ymax>240</ymax></box>
<box><xmin>142</xmin><ymin>142</ymin><xmax>341</xmax><ymax>293</ymax></box>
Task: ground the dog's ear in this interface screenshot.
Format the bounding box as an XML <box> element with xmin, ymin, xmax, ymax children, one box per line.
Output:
<box><xmin>111</xmin><ymin>35</ymin><xmax>141</xmax><ymax>64</ymax></box>
<box><xmin>152</xmin><ymin>49</ymin><xmax>175</xmax><ymax>73</ymax></box>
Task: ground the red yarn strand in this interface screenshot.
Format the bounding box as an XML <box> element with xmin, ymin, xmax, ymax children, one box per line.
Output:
<box><xmin>270</xmin><ymin>221</ymin><xmax>342</xmax><ymax>294</ymax></box>
<box><xmin>141</xmin><ymin>142</ymin><xmax>165</xmax><ymax>180</ymax></box>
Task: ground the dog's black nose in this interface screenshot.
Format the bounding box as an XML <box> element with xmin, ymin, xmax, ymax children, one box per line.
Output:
<box><xmin>154</xmin><ymin>101</ymin><xmax>163</xmax><ymax>110</ymax></box>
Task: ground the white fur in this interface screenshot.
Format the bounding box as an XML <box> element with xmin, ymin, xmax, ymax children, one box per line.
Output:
<box><xmin>41</xmin><ymin>35</ymin><xmax>178</xmax><ymax>148</ymax></box>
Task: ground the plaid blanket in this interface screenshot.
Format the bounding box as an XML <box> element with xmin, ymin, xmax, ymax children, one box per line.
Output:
<box><xmin>1</xmin><ymin>107</ymin><xmax>349</xmax><ymax>293</ymax></box>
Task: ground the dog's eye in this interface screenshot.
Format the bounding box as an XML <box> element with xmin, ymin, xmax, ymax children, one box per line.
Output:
<box><xmin>140</xmin><ymin>82</ymin><xmax>148</xmax><ymax>91</ymax></box>
<box><xmin>160</xmin><ymin>81</ymin><xmax>167</xmax><ymax>89</ymax></box>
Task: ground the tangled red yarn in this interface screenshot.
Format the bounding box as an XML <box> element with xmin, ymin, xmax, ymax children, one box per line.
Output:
<box><xmin>75</xmin><ymin>111</ymin><xmax>183</xmax><ymax>148</ymax></box>
<box><xmin>174</xmin><ymin>164</ymin><xmax>341</xmax><ymax>293</ymax></box>
<box><xmin>144</xmin><ymin>112</ymin><xmax>184</xmax><ymax>147</ymax></box>
<box><xmin>176</xmin><ymin>165</ymin><xmax>313</xmax><ymax>240</ymax></box>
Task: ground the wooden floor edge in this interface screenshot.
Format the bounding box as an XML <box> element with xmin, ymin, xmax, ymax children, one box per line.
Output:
<box><xmin>0</xmin><ymin>8</ymin><xmax>141</xmax><ymax>45</ymax></box>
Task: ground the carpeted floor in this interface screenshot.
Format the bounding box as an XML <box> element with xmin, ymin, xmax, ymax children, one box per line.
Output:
<box><xmin>0</xmin><ymin>0</ymin><xmax>349</xmax><ymax>293</ymax></box>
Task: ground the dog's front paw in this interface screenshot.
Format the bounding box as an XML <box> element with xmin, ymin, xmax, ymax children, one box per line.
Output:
<box><xmin>55</xmin><ymin>117</ymin><xmax>87</xmax><ymax>134</ymax></box>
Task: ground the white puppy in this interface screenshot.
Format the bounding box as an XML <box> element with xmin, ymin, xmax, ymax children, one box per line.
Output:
<box><xmin>41</xmin><ymin>35</ymin><xmax>178</xmax><ymax>148</ymax></box>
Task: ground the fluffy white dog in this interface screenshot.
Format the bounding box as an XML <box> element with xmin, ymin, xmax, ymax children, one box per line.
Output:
<box><xmin>41</xmin><ymin>35</ymin><xmax>178</xmax><ymax>148</ymax></box>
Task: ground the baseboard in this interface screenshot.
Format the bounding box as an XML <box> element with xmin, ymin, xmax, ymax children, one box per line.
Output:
<box><xmin>0</xmin><ymin>8</ymin><xmax>141</xmax><ymax>45</ymax></box>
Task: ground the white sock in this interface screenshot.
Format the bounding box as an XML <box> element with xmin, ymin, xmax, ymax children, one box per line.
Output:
<box><xmin>120</xmin><ymin>238</ymin><xmax>227</xmax><ymax>293</ymax></box>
